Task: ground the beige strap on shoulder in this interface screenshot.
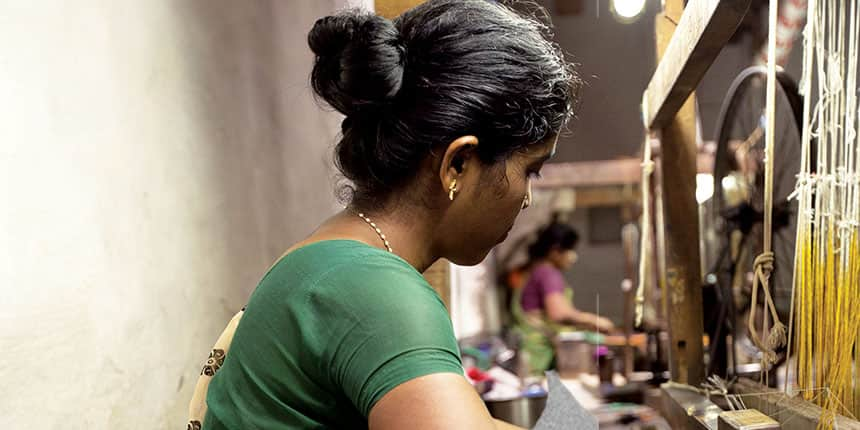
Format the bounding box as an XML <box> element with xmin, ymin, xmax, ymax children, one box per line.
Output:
<box><xmin>187</xmin><ymin>308</ymin><xmax>245</xmax><ymax>430</ymax></box>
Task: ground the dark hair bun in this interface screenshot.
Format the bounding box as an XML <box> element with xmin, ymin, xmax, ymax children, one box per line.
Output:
<box><xmin>308</xmin><ymin>1</ymin><xmax>578</xmax><ymax>211</ymax></box>
<box><xmin>528</xmin><ymin>222</ymin><xmax>580</xmax><ymax>260</ymax></box>
<box><xmin>308</xmin><ymin>11</ymin><xmax>405</xmax><ymax>116</ymax></box>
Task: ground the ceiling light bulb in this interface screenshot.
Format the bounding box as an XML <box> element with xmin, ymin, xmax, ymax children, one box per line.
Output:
<box><xmin>612</xmin><ymin>0</ymin><xmax>647</xmax><ymax>20</ymax></box>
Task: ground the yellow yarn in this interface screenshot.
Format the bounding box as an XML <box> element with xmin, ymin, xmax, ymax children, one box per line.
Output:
<box><xmin>786</xmin><ymin>0</ymin><xmax>860</xmax><ymax>426</ymax></box>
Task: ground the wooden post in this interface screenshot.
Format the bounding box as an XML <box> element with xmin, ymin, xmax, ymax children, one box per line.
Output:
<box><xmin>422</xmin><ymin>259</ymin><xmax>451</xmax><ymax>311</ymax></box>
<box><xmin>374</xmin><ymin>0</ymin><xmax>453</xmax><ymax>311</ymax></box>
<box><xmin>653</xmin><ymin>1</ymin><xmax>705</xmax><ymax>386</ymax></box>
<box><xmin>621</xmin><ymin>207</ymin><xmax>638</xmax><ymax>378</ymax></box>
<box><xmin>375</xmin><ymin>0</ymin><xmax>423</xmax><ymax>19</ymax></box>
<box><xmin>641</xmin><ymin>0</ymin><xmax>750</xmax><ymax>385</ymax></box>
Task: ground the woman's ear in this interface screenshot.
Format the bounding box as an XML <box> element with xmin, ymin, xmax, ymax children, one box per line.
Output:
<box><xmin>438</xmin><ymin>135</ymin><xmax>479</xmax><ymax>193</ymax></box>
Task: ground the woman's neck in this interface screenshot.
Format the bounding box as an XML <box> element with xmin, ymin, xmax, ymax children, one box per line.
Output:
<box><xmin>534</xmin><ymin>258</ymin><xmax>560</xmax><ymax>271</ymax></box>
<box><xmin>310</xmin><ymin>207</ymin><xmax>440</xmax><ymax>273</ymax></box>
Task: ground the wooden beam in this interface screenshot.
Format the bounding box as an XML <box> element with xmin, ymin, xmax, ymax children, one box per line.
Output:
<box><xmin>533</xmin><ymin>154</ymin><xmax>714</xmax><ymax>189</ymax></box>
<box><xmin>534</xmin><ymin>159</ymin><xmax>642</xmax><ymax>188</ymax></box>
<box><xmin>734</xmin><ymin>378</ymin><xmax>860</xmax><ymax>430</ymax></box>
<box><xmin>571</xmin><ymin>186</ymin><xmax>638</xmax><ymax>208</ymax></box>
<box><xmin>643</xmin><ymin>0</ymin><xmax>751</xmax><ymax>129</ymax></box>
<box><xmin>654</xmin><ymin>1</ymin><xmax>705</xmax><ymax>386</ymax></box>
<box><xmin>659</xmin><ymin>383</ymin><xmax>721</xmax><ymax>429</ymax></box>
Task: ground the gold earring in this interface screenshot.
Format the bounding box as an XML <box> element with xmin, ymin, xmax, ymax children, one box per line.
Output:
<box><xmin>448</xmin><ymin>179</ymin><xmax>458</xmax><ymax>201</ymax></box>
<box><xmin>522</xmin><ymin>193</ymin><xmax>530</xmax><ymax>209</ymax></box>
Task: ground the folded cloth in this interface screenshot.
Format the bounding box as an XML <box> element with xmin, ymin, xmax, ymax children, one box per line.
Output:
<box><xmin>533</xmin><ymin>371</ymin><xmax>597</xmax><ymax>430</ymax></box>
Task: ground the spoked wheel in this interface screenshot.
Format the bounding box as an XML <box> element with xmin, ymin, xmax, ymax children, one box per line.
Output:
<box><xmin>704</xmin><ymin>66</ymin><xmax>804</xmax><ymax>380</ymax></box>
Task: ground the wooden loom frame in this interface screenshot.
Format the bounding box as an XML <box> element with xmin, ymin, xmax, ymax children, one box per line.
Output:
<box><xmin>643</xmin><ymin>0</ymin><xmax>753</xmax><ymax>388</ymax></box>
<box><xmin>646</xmin><ymin>1</ymin><xmax>860</xmax><ymax>428</ymax></box>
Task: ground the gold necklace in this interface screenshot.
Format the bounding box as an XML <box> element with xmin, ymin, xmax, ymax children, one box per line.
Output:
<box><xmin>357</xmin><ymin>213</ymin><xmax>392</xmax><ymax>253</ymax></box>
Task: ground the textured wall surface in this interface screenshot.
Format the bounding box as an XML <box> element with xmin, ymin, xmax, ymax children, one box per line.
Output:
<box><xmin>0</xmin><ymin>0</ymin><xmax>369</xmax><ymax>428</ymax></box>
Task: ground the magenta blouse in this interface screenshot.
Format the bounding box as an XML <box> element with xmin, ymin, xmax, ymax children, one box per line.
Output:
<box><xmin>520</xmin><ymin>264</ymin><xmax>567</xmax><ymax>312</ymax></box>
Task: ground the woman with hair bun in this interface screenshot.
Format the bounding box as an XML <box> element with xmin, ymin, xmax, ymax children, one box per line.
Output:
<box><xmin>203</xmin><ymin>1</ymin><xmax>580</xmax><ymax>428</ymax></box>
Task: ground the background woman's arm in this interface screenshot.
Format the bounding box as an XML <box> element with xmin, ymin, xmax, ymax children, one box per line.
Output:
<box><xmin>544</xmin><ymin>291</ymin><xmax>615</xmax><ymax>333</ymax></box>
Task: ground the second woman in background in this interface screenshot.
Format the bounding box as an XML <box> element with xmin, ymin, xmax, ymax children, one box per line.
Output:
<box><xmin>513</xmin><ymin>222</ymin><xmax>615</xmax><ymax>377</ymax></box>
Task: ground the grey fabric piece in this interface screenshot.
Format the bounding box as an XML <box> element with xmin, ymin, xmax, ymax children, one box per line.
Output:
<box><xmin>533</xmin><ymin>371</ymin><xmax>598</xmax><ymax>430</ymax></box>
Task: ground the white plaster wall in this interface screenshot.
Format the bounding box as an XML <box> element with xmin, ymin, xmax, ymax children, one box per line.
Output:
<box><xmin>0</xmin><ymin>0</ymin><xmax>370</xmax><ymax>428</ymax></box>
<box><xmin>450</xmin><ymin>253</ymin><xmax>502</xmax><ymax>340</ymax></box>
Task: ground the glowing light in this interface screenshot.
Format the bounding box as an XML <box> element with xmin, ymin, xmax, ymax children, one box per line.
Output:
<box><xmin>696</xmin><ymin>173</ymin><xmax>714</xmax><ymax>204</ymax></box>
<box><xmin>611</xmin><ymin>0</ymin><xmax>647</xmax><ymax>21</ymax></box>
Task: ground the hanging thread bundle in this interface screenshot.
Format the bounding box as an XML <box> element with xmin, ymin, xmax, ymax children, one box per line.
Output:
<box><xmin>748</xmin><ymin>0</ymin><xmax>789</xmax><ymax>377</ymax></box>
<box><xmin>788</xmin><ymin>0</ymin><xmax>860</xmax><ymax>426</ymax></box>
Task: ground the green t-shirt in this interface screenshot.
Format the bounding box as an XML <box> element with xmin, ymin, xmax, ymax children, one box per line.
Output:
<box><xmin>204</xmin><ymin>240</ymin><xmax>463</xmax><ymax>429</ymax></box>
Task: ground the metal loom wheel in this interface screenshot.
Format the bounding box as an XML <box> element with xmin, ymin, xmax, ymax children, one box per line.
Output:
<box><xmin>704</xmin><ymin>66</ymin><xmax>804</xmax><ymax>379</ymax></box>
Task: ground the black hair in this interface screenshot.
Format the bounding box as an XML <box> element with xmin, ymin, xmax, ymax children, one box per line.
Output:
<box><xmin>308</xmin><ymin>0</ymin><xmax>580</xmax><ymax>209</ymax></box>
<box><xmin>528</xmin><ymin>222</ymin><xmax>579</xmax><ymax>261</ymax></box>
